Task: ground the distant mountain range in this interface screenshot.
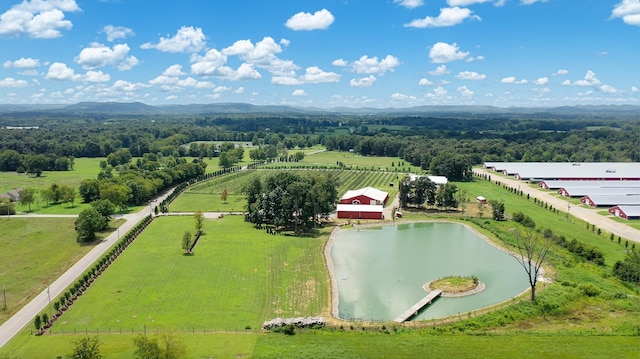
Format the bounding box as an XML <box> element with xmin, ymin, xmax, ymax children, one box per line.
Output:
<box><xmin>0</xmin><ymin>101</ymin><xmax>639</xmax><ymax>117</ymax></box>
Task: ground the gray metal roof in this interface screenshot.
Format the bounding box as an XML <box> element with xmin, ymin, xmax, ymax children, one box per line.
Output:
<box><xmin>561</xmin><ymin>187</ymin><xmax>640</xmax><ymax>197</ymax></box>
<box><xmin>541</xmin><ymin>180</ymin><xmax>640</xmax><ymax>189</ymax></box>
<box><xmin>582</xmin><ymin>195</ymin><xmax>640</xmax><ymax>206</ymax></box>
<box><xmin>612</xmin><ymin>205</ymin><xmax>640</xmax><ymax>217</ymax></box>
<box><xmin>483</xmin><ymin>162</ymin><xmax>640</xmax><ymax>180</ymax></box>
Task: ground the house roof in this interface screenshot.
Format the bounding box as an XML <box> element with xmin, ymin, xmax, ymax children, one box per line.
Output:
<box><xmin>336</xmin><ymin>204</ymin><xmax>384</xmax><ymax>213</ymax></box>
<box><xmin>582</xmin><ymin>195</ymin><xmax>640</xmax><ymax>206</ymax></box>
<box><xmin>541</xmin><ymin>180</ymin><xmax>640</xmax><ymax>190</ymax></box>
<box><xmin>340</xmin><ymin>187</ymin><xmax>388</xmax><ymax>202</ymax></box>
<box><xmin>0</xmin><ymin>189</ymin><xmax>22</xmax><ymax>201</ymax></box>
<box><xmin>483</xmin><ymin>162</ymin><xmax>640</xmax><ymax>180</ymax></box>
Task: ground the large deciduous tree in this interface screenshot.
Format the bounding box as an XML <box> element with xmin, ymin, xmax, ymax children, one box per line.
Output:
<box><xmin>67</xmin><ymin>336</ymin><xmax>103</xmax><ymax>359</ymax></box>
<box><xmin>75</xmin><ymin>208</ymin><xmax>108</xmax><ymax>242</ymax></box>
<box><xmin>399</xmin><ymin>175</ymin><xmax>437</xmax><ymax>209</ymax></box>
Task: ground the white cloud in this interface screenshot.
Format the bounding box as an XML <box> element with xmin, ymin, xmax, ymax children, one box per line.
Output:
<box><xmin>292</xmin><ymin>89</ymin><xmax>307</xmax><ymax>96</ymax></box>
<box><xmin>213</xmin><ymin>63</ymin><xmax>262</xmax><ymax>81</ymax></box>
<box><xmin>75</xmin><ymin>43</ymin><xmax>138</xmax><ymax>70</ymax></box>
<box><xmin>521</xmin><ymin>0</ymin><xmax>547</xmax><ymax>5</ymax></box>
<box><xmin>163</xmin><ymin>64</ymin><xmax>186</xmax><ymax>77</ymax></box>
<box><xmin>141</xmin><ymin>26</ymin><xmax>206</xmax><ymax>53</ymax></box>
<box><xmin>429</xmin><ymin>42</ymin><xmax>470</xmax><ymax>63</ymax></box>
<box><xmin>426</xmin><ymin>86</ymin><xmax>448</xmax><ymax>98</ymax></box>
<box><xmin>45</xmin><ymin>62</ymin><xmax>80</xmax><ymax>81</ymax></box>
<box><xmin>3</xmin><ymin>57</ymin><xmax>40</xmax><ymax>68</ymax></box>
<box><xmin>562</xmin><ymin>70</ymin><xmax>601</xmax><ymax>86</ymax></box>
<box><xmin>418</xmin><ymin>78</ymin><xmax>434</xmax><ymax>86</ymax></box>
<box><xmin>501</xmin><ymin>76</ymin><xmax>528</xmax><ymax>84</ymax></box>
<box><xmin>350</xmin><ymin>75</ymin><xmax>376</xmax><ymax>87</ymax></box>
<box><xmin>611</xmin><ymin>0</ymin><xmax>640</xmax><ymax>26</ymax></box>
<box><xmin>0</xmin><ymin>0</ymin><xmax>80</xmax><ymax>38</ymax></box>
<box><xmin>0</xmin><ymin>77</ymin><xmax>29</xmax><ymax>87</ymax></box>
<box><xmin>600</xmin><ymin>84</ymin><xmax>617</xmax><ymax>93</ymax></box>
<box><xmin>391</xmin><ymin>92</ymin><xmax>417</xmax><ymax>102</ymax></box>
<box><xmin>632</xmin><ymin>86</ymin><xmax>639</xmax><ymax>93</ymax></box>
<box><xmin>190</xmin><ymin>49</ymin><xmax>227</xmax><ymax>76</ymax></box>
<box><xmin>112</xmin><ymin>80</ymin><xmax>146</xmax><ymax>92</ymax></box>
<box><xmin>222</xmin><ymin>37</ymin><xmax>297</xmax><ymax>76</ymax></box>
<box><xmin>45</xmin><ymin>62</ymin><xmax>110</xmax><ymax>82</ymax></box>
<box><xmin>285</xmin><ymin>9</ymin><xmax>334</xmax><ymax>31</ymax></box>
<box><xmin>332</xmin><ymin>59</ymin><xmax>348</xmax><ymax>67</ymax></box>
<box><xmin>103</xmin><ymin>25</ymin><xmax>134</xmax><ymax>42</ymax></box>
<box><xmin>213</xmin><ymin>86</ymin><xmax>231</xmax><ymax>93</ymax></box>
<box><xmin>83</xmin><ymin>70</ymin><xmax>110</xmax><ymax>82</ymax></box>
<box><xmin>553</xmin><ymin>69</ymin><xmax>569</xmax><ymax>76</ymax></box>
<box><xmin>351</xmin><ymin>55</ymin><xmax>400</xmax><ymax>75</ymax></box>
<box><xmin>457</xmin><ymin>85</ymin><xmax>474</xmax><ymax>97</ymax></box>
<box><xmin>429</xmin><ymin>65</ymin><xmax>450</xmax><ymax>76</ymax></box>
<box><xmin>405</xmin><ymin>7</ymin><xmax>480</xmax><ymax>28</ymax></box>
<box><xmin>534</xmin><ymin>77</ymin><xmax>549</xmax><ymax>85</ymax></box>
<box><xmin>455</xmin><ymin>71</ymin><xmax>485</xmax><ymax>80</ymax></box>
<box><xmin>272</xmin><ymin>66</ymin><xmax>340</xmax><ymax>85</ymax></box>
<box><xmin>394</xmin><ymin>0</ymin><xmax>424</xmax><ymax>9</ymax></box>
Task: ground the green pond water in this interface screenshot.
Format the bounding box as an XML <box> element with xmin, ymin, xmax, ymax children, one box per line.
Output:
<box><xmin>330</xmin><ymin>222</ymin><xmax>529</xmax><ymax>321</ymax></box>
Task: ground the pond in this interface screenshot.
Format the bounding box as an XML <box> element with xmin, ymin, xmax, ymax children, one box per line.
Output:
<box><xmin>329</xmin><ymin>221</ymin><xmax>529</xmax><ymax>321</ymax></box>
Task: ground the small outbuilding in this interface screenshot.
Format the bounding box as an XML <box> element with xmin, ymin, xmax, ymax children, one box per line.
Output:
<box><xmin>0</xmin><ymin>189</ymin><xmax>21</xmax><ymax>202</ymax></box>
<box><xmin>336</xmin><ymin>204</ymin><xmax>384</xmax><ymax>220</ymax></box>
<box><xmin>476</xmin><ymin>196</ymin><xmax>487</xmax><ymax>204</ymax></box>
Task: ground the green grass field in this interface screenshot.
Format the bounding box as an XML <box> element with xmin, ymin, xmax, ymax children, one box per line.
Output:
<box><xmin>169</xmin><ymin>169</ymin><xmax>399</xmax><ymax>212</ymax></box>
<box><xmin>2</xmin><ymin>169</ymin><xmax>640</xmax><ymax>358</ymax></box>
<box><xmin>0</xmin><ymin>218</ymin><xmax>98</xmax><ymax>324</ymax></box>
<box><xmin>264</xmin><ymin>150</ymin><xmax>415</xmax><ymax>173</ymax></box>
<box><xmin>0</xmin><ymin>158</ymin><xmax>103</xmax><ymax>195</ymax></box>
<box><xmin>46</xmin><ymin>215</ymin><xmax>328</xmax><ymax>332</ymax></box>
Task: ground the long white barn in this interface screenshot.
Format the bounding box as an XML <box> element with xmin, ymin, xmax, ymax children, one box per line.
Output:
<box><xmin>484</xmin><ymin>162</ymin><xmax>640</xmax><ymax>181</ymax></box>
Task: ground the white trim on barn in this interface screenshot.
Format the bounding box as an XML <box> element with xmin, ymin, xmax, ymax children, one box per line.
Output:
<box><xmin>340</xmin><ymin>187</ymin><xmax>388</xmax><ymax>203</ymax></box>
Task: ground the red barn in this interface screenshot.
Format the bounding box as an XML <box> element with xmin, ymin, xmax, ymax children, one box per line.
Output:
<box><xmin>339</xmin><ymin>187</ymin><xmax>388</xmax><ymax>206</ymax></box>
<box><xmin>337</xmin><ymin>204</ymin><xmax>384</xmax><ymax>220</ymax></box>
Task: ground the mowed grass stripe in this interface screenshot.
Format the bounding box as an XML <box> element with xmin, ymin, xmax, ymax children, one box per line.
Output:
<box><xmin>54</xmin><ymin>215</ymin><xmax>328</xmax><ymax>331</ymax></box>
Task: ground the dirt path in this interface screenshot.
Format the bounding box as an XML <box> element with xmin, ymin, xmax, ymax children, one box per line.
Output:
<box><xmin>473</xmin><ymin>168</ymin><xmax>640</xmax><ymax>243</ymax></box>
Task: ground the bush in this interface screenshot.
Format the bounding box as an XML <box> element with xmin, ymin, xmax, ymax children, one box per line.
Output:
<box><xmin>579</xmin><ymin>283</ymin><xmax>601</xmax><ymax>297</ymax></box>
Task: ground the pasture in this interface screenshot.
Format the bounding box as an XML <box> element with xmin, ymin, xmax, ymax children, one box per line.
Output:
<box><xmin>0</xmin><ymin>218</ymin><xmax>97</xmax><ymax>324</ymax></box>
<box><xmin>2</xmin><ymin>168</ymin><xmax>639</xmax><ymax>358</ymax></box>
<box><xmin>169</xmin><ymin>169</ymin><xmax>399</xmax><ymax>212</ymax></box>
<box><xmin>0</xmin><ymin>157</ymin><xmax>103</xmax><ymax>195</ymax></box>
<box><xmin>263</xmin><ymin>150</ymin><xmax>414</xmax><ymax>173</ymax></box>
<box><xmin>48</xmin><ymin>215</ymin><xmax>328</xmax><ymax>331</ymax></box>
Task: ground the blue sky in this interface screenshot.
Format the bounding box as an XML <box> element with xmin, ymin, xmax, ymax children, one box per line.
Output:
<box><xmin>0</xmin><ymin>0</ymin><xmax>638</xmax><ymax>108</ymax></box>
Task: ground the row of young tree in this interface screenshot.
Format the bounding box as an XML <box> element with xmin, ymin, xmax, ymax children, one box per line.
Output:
<box><xmin>244</xmin><ymin>172</ymin><xmax>338</xmax><ymax>234</ymax></box>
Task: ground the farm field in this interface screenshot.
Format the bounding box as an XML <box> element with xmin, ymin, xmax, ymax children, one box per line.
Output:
<box><xmin>0</xmin><ymin>218</ymin><xmax>98</xmax><ymax>324</ymax></box>
<box><xmin>46</xmin><ymin>215</ymin><xmax>329</xmax><ymax>331</ymax></box>
<box><xmin>2</xmin><ymin>171</ymin><xmax>639</xmax><ymax>358</ymax></box>
<box><xmin>169</xmin><ymin>169</ymin><xmax>399</xmax><ymax>212</ymax></box>
<box><xmin>4</xmin><ymin>330</ymin><xmax>637</xmax><ymax>359</ymax></box>
<box><xmin>262</xmin><ymin>150</ymin><xmax>415</xmax><ymax>173</ymax></box>
<box><xmin>0</xmin><ymin>157</ymin><xmax>103</xmax><ymax>195</ymax></box>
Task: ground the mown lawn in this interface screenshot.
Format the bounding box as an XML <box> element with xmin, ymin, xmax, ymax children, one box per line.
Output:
<box><xmin>264</xmin><ymin>150</ymin><xmax>414</xmax><ymax>173</ymax></box>
<box><xmin>0</xmin><ymin>157</ymin><xmax>103</xmax><ymax>195</ymax></box>
<box><xmin>47</xmin><ymin>215</ymin><xmax>328</xmax><ymax>332</ymax></box>
<box><xmin>0</xmin><ymin>218</ymin><xmax>97</xmax><ymax>324</ymax></box>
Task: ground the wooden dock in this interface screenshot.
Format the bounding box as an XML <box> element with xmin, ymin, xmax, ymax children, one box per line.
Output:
<box><xmin>393</xmin><ymin>289</ymin><xmax>443</xmax><ymax>323</ymax></box>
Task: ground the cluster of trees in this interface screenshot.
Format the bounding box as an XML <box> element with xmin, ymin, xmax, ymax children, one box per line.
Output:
<box><xmin>0</xmin><ymin>149</ymin><xmax>73</xmax><ymax>175</ymax></box>
<box><xmin>182</xmin><ymin>211</ymin><xmax>204</xmax><ymax>254</ymax></box>
<box><xmin>613</xmin><ymin>251</ymin><xmax>640</xmax><ymax>284</ymax></box>
<box><xmin>398</xmin><ymin>176</ymin><xmax>459</xmax><ymax>210</ymax></box>
<box><xmin>245</xmin><ymin>172</ymin><xmax>338</xmax><ymax>233</ymax></box>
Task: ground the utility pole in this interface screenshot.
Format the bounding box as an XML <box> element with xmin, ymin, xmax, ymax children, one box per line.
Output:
<box><xmin>46</xmin><ymin>286</ymin><xmax>52</xmax><ymax>319</ymax></box>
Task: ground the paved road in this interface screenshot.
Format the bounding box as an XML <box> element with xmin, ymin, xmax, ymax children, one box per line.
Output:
<box><xmin>474</xmin><ymin>168</ymin><xmax>640</xmax><ymax>243</ymax></box>
<box><xmin>0</xmin><ymin>189</ymin><xmax>175</xmax><ymax>349</ymax></box>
